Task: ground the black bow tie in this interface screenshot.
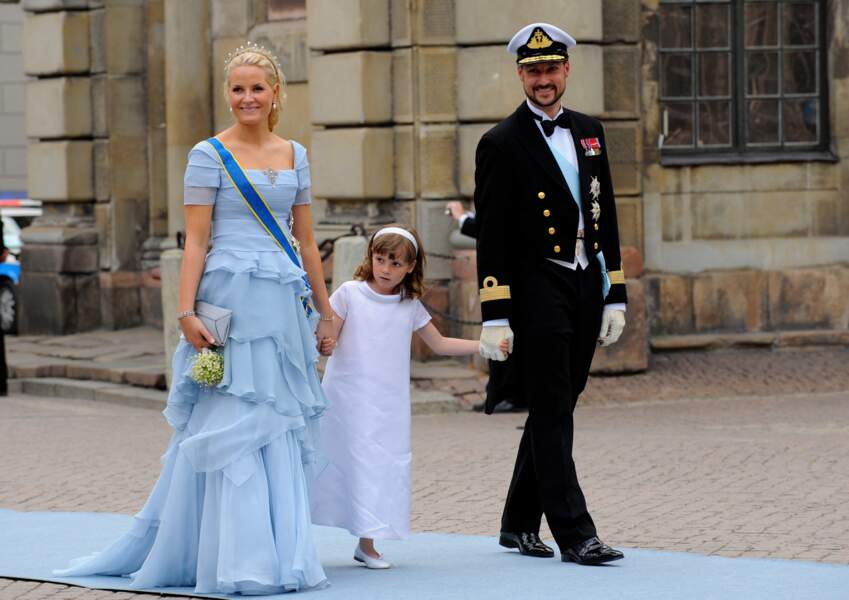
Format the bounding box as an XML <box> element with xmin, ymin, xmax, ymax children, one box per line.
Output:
<box><xmin>534</xmin><ymin>112</ymin><xmax>572</xmax><ymax>137</ymax></box>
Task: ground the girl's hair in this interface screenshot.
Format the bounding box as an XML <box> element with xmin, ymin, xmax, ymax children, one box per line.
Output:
<box><xmin>224</xmin><ymin>46</ymin><xmax>286</xmax><ymax>132</ymax></box>
<box><xmin>354</xmin><ymin>224</ymin><xmax>426</xmax><ymax>299</ymax></box>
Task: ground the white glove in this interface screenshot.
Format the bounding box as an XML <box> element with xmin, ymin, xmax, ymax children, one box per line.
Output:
<box><xmin>598</xmin><ymin>309</ymin><xmax>626</xmax><ymax>347</ymax></box>
<box><xmin>480</xmin><ymin>325</ymin><xmax>513</xmax><ymax>361</ymax></box>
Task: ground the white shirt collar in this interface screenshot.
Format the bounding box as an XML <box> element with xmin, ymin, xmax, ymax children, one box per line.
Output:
<box><xmin>526</xmin><ymin>99</ymin><xmax>564</xmax><ymax>122</ymax></box>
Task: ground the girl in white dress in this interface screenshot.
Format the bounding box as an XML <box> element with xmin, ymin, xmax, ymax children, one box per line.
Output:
<box><xmin>310</xmin><ymin>225</ymin><xmax>499</xmax><ymax>569</ymax></box>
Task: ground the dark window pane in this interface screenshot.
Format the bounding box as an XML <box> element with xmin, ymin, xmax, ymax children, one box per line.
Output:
<box><xmin>783</xmin><ymin>98</ymin><xmax>819</xmax><ymax>143</ymax></box>
<box><xmin>784</xmin><ymin>51</ymin><xmax>817</xmax><ymax>94</ymax></box>
<box><xmin>661</xmin><ymin>54</ymin><xmax>693</xmax><ymax>97</ymax></box>
<box><xmin>664</xmin><ymin>102</ymin><xmax>694</xmax><ymax>147</ymax></box>
<box><xmin>747</xmin><ymin>99</ymin><xmax>780</xmax><ymax>144</ymax></box>
<box><xmin>698</xmin><ymin>101</ymin><xmax>732</xmax><ymax>146</ymax></box>
<box><xmin>696</xmin><ymin>3</ymin><xmax>730</xmax><ymax>48</ymax></box>
<box><xmin>783</xmin><ymin>2</ymin><xmax>816</xmax><ymax>46</ymax></box>
<box><xmin>268</xmin><ymin>0</ymin><xmax>305</xmax><ymax>20</ymax></box>
<box><xmin>746</xmin><ymin>51</ymin><xmax>779</xmax><ymax>95</ymax></box>
<box><xmin>699</xmin><ymin>52</ymin><xmax>730</xmax><ymax>96</ymax></box>
<box><xmin>660</xmin><ymin>4</ymin><xmax>692</xmax><ymax>49</ymax></box>
<box><xmin>745</xmin><ymin>1</ymin><xmax>778</xmax><ymax>47</ymax></box>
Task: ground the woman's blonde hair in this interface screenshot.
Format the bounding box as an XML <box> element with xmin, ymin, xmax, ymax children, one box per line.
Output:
<box><xmin>224</xmin><ymin>43</ymin><xmax>286</xmax><ymax>132</ymax></box>
<box><xmin>354</xmin><ymin>224</ymin><xmax>426</xmax><ymax>299</ymax></box>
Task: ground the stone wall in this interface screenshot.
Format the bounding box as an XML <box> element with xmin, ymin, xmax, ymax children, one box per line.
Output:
<box><xmin>309</xmin><ymin>0</ymin><xmax>461</xmax><ymax>361</ymax></box>
<box><xmin>646</xmin><ymin>266</ymin><xmax>849</xmax><ymax>336</ymax></box>
<box><xmin>636</xmin><ymin>0</ymin><xmax>849</xmax><ymax>341</ymax></box>
<box><xmin>19</xmin><ymin>0</ymin><xmax>100</xmax><ymax>334</ymax></box>
<box><xmin>0</xmin><ymin>1</ymin><xmax>25</xmax><ymax>193</ymax></box>
<box><xmin>310</xmin><ymin>0</ymin><xmax>651</xmax><ymax>360</ymax></box>
<box><xmin>17</xmin><ymin>0</ymin><xmax>847</xmax><ymax>348</ymax></box>
<box><xmin>641</xmin><ymin>1</ymin><xmax>849</xmax><ymax>275</ymax></box>
<box><xmin>17</xmin><ymin>0</ymin><xmax>161</xmax><ymax>334</ymax></box>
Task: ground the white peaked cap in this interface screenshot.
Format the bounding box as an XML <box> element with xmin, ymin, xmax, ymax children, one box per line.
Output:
<box><xmin>507</xmin><ymin>22</ymin><xmax>576</xmax><ymax>64</ymax></box>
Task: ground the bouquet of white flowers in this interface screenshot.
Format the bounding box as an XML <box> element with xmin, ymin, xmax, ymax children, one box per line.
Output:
<box><xmin>191</xmin><ymin>347</ymin><xmax>224</xmax><ymax>387</ymax></box>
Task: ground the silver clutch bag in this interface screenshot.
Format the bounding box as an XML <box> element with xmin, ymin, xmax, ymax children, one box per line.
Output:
<box><xmin>195</xmin><ymin>301</ymin><xmax>232</xmax><ymax>346</ymax></box>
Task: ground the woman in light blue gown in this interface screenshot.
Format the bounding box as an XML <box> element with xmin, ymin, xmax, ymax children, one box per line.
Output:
<box><xmin>55</xmin><ymin>44</ymin><xmax>336</xmax><ymax>594</ymax></box>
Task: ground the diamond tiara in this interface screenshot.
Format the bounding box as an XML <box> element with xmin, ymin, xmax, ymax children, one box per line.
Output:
<box><xmin>223</xmin><ymin>40</ymin><xmax>282</xmax><ymax>79</ymax></box>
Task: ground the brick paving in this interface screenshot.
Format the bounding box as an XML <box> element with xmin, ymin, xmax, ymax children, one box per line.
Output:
<box><xmin>2</xmin><ymin>346</ymin><xmax>849</xmax><ymax>599</ymax></box>
<box><xmin>439</xmin><ymin>345</ymin><xmax>849</xmax><ymax>407</ymax></box>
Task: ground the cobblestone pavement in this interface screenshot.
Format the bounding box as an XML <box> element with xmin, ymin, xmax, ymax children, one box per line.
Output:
<box><xmin>2</xmin><ymin>346</ymin><xmax>849</xmax><ymax>599</ymax></box>
<box><xmin>418</xmin><ymin>345</ymin><xmax>849</xmax><ymax>408</ymax></box>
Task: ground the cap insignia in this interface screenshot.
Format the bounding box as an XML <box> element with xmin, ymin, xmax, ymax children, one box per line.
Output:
<box><xmin>527</xmin><ymin>27</ymin><xmax>554</xmax><ymax>50</ymax></box>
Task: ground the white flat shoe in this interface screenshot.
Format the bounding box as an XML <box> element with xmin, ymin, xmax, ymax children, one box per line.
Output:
<box><xmin>354</xmin><ymin>545</ymin><xmax>392</xmax><ymax>569</ymax></box>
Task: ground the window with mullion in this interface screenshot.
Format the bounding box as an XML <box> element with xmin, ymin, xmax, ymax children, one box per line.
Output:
<box><xmin>660</xmin><ymin>1</ymin><xmax>733</xmax><ymax>149</ymax></box>
<box><xmin>659</xmin><ymin>0</ymin><xmax>827</xmax><ymax>157</ymax></box>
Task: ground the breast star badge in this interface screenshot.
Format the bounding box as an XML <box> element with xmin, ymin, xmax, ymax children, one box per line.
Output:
<box><xmin>589</xmin><ymin>176</ymin><xmax>601</xmax><ymax>221</ymax></box>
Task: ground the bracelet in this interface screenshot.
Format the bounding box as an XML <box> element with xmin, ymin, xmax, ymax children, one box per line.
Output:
<box><xmin>177</xmin><ymin>309</ymin><xmax>196</xmax><ymax>320</ymax></box>
<box><xmin>319</xmin><ymin>314</ymin><xmax>334</xmax><ymax>322</ymax></box>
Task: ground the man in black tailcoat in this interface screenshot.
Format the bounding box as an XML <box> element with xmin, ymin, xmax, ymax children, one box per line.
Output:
<box><xmin>474</xmin><ymin>22</ymin><xmax>627</xmax><ymax>565</ymax></box>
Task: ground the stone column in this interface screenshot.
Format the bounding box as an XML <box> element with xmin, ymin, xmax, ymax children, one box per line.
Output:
<box><xmin>601</xmin><ymin>0</ymin><xmax>643</xmax><ymax>252</ymax></box>
<box><xmin>160</xmin><ymin>0</ymin><xmax>211</xmax><ymax>374</ymax></box>
<box><xmin>19</xmin><ymin>1</ymin><xmax>99</xmax><ymax>334</ymax></box>
<box><xmin>164</xmin><ymin>0</ymin><xmax>211</xmax><ymax>239</ymax></box>
<box><xmin>95</xmin><ymin>0</ymin><xmax>151</xmax><ymax>329</ymax></box>
<box><xmin>307</xmin><ymin>0</ymin><xmax>394</xmax><ymax>241</ymax></box>
<box><xmin>392</xmin><ymin>0</ymin><xmax>458</xmax><ymax>283</ymax></box>
<box><xmin>393</xmin><ymin>0</ymin><xmax>458</xmax><ymax>357</ymax></box>
<box><xmin>0</xmin><ymin>2</ymin><xmax>26</xmax><ymax>193</ymax></box>
<box><xmin>141</xmin><ymin>0</ymin><xmax>167</xmax><ymax>327</ymax></box>
<box><xmin>18</xmin><ymin>0</ymin><xmax>163</xmax><ymax>333</ymax></box>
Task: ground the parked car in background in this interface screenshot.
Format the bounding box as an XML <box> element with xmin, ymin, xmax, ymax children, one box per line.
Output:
<box><xmin>0</xmin><ymin>196</ymin><xmax>43</xmax><ymax>334</ymax></box>
<box><xmin>0</xmin><ymin>251</ymin><xmax>18</xmax><ymax>335</ymax></box>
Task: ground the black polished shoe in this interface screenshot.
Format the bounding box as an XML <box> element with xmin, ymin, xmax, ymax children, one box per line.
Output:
<box><xmin>499</xmin><ymin>531</ymin><xmax>555</xmax><ymax>558</ymax></box>
<box><xmin>491</xmin><ymin>400</ymin><xmax>526</xmax><ymax>414</ymax></box>
<box><xmin>475</xmin><ymin>400</ymin><xmax>526</xmax><ymax>413</ymax></box>
<box><xmin>561</xmin><ymin>537</ymin><xmax>624</xmax><ymax>565</ymax></box>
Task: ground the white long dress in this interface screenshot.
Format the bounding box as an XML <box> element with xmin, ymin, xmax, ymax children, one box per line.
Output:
<box><xmin>310</xmin><ymin>280</ymin><xmax>431</xmax><ymax>540</ymax></box>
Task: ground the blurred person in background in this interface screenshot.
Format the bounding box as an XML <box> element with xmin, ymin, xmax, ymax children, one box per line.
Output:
<box><xmin>446</xmin><ymin>201</ymin><xmax>526</xmax><ymax>414</ymax></box>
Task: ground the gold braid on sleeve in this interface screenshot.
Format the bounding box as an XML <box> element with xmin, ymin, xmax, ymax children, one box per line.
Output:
<box><xmin>608</xmin><ymin>270</ymin><xmax>625</xmax><ymax>285</ymax></box>
<box><xmin>480</xmin><ymin>276</ymin><xmax>511</xmax><ymax>302</ymax></box>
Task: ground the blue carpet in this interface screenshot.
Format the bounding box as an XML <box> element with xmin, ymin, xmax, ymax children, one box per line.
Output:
<box><xmin>1</xmin><ymin>509</ymin><xmax>847</xmax><ymax>599</ymax></box>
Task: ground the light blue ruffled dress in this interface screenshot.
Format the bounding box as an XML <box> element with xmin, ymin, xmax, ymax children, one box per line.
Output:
<box><xmin>55</xmin><ymin>140</ymin><xmax>329</xmax><ymax>594</ymax></box>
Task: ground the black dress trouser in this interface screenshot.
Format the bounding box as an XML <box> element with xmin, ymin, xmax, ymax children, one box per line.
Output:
<box><xmin>500</xmin><ymin>259</ymin><xmax>604</xmax><ymax>551</ymax></box>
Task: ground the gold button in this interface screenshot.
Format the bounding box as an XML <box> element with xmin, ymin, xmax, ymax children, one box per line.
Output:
<box><xmin>594</xmin><ymin>223</ymin><xmax>599</xmax><ymax>231</ymax></box>
<box><xmin>553</xmin><ymin>245</ymin><xmax>561</xmax><ymax>253</ymax></box>
<box><xmin>537</xmin><ymin>192</ymin><xmax>545</xmax><ymax>200</ymax></box>
<box><xmin>543</xmin><ymin>209</ymin><xmax>551</xmax><ymax>217</ymax></box>
<box><xmin>593</xmin><ymin>242</ymin><xmax>599</xmax><ymax>250</ymax></box>
<box><xmin>548</xmin><ymin>227</ymin><xmax>556</xmax><ymax>235</ymax></box>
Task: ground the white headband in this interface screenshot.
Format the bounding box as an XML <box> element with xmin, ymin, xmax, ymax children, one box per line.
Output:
<box><xmin>373</xmin><ymin>227</ymin><xmax>418</xmax><ymax>255</ymax></box>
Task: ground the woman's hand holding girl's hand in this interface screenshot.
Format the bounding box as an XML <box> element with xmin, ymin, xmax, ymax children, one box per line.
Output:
<box><xmin>180</xmin><ymin>316</ymin><xmax>217</xmax><ymax>352</ymax></box>
<box><xmin>318</xmin><ymin>337</ymin><xmax>335</xmax><ymax>356</ymax></box>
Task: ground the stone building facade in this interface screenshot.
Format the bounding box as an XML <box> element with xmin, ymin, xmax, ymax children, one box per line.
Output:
<box><xmin>0</xmin><ymin>1</ymin><xmax>25</xmax><ymax>193</ymax></box>
<box><xmin>11</xmin><ymin>0</ymin><xmax>849</xmax><ymax>366</ymax></box>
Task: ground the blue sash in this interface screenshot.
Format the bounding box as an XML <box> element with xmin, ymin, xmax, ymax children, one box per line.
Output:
<box><xmin>205</xmin><ymin>137</ymin><xmax>315</xmax><ymax>317</ymax></box>
<box><xmin>547</xmin><ymin>141</ymin><xmax>611</xmax><ymax>299</ymax></box>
